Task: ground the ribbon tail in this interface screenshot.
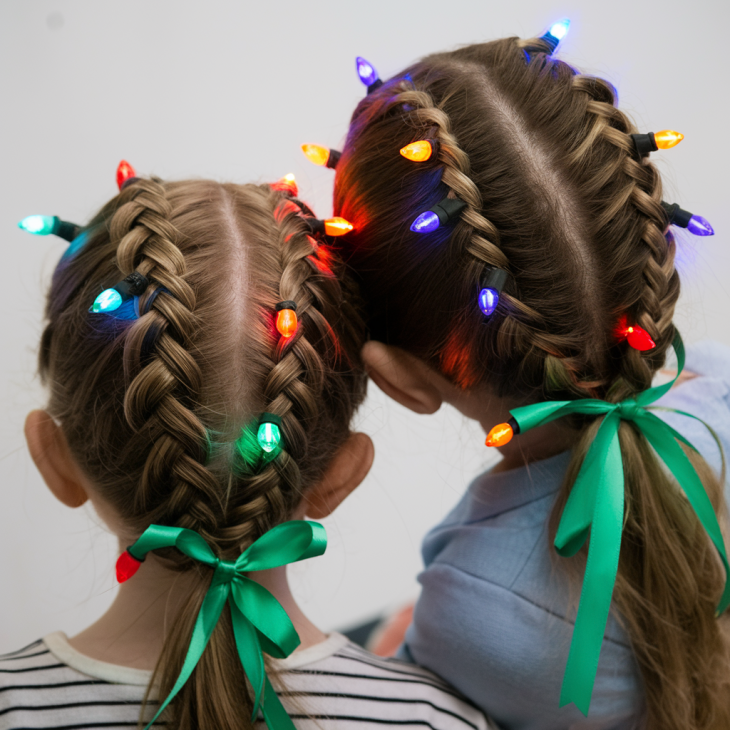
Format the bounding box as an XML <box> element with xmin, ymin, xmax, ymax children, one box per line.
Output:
<box><xmin>559</xmin><ymin>417</ymin><xmax>624</xmax><ymax>715</ymax></box>
<box><xmin>638</xmin><ymin>411</ymin><xmax>730</xmax><ymax>614</ymax></box>
<box><xmin>143</xmin><ymin>584</ymin><xmax>229</xmax><ymax>729</ymax></box>
<box><xmin>229</xmin><ymin>597</ymin><xmax>266</xmax><ymax>722</ymax></box>
<box><xmin>260</xmin><ymin>674</ymin><xmax>297</xmax><ymax>730</ymax></box>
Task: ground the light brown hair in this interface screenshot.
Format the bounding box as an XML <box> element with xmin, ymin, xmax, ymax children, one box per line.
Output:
<box><xmin>333</xmin><ymin>36</ymin><xmax>730</xmax><ymax>729</ymax></box>
<box><xmin>38</xmin><ymin>178</ymin><xmax>367</xmax><ymax>728</ymax></box>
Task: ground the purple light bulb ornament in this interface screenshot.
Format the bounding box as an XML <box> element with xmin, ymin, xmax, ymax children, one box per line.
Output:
<box><xmin>478</xmin><ymin>268</ymin><xmax>508</xmax><ymax>317</ymax></box>
<box><xmin>410</xmin><ymin>198</ymin><xmax>467</xmax><ymax>234</ymax></box>
<box><xmin>356</xmin><ymin>56</ymin><xmax>383</xmax><ymax>94</ymax></box>
<box><xmin>662</xmin><ymin>201</ymin><xmax>715</xmax><ymax>237</ymax></box>
<box><xmin>687</xmin><ymin>215</ymin><xmax>715</xmax><ymax>236</ymax></box>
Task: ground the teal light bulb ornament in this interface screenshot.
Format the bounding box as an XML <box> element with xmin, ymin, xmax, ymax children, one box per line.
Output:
<box><xmin>257</xmin><ymin>421</ymin><xmax>281</xmax><ymax>453</ymax></box>
<box><xmin>91</xmin><ymin>288</ymin><xmax>123</xmax><ymax>314</ymax></box>
<box><xmin>18</xmin><ymin>215</ymin><xmax>57</xmax><ymax>235</ymax></box>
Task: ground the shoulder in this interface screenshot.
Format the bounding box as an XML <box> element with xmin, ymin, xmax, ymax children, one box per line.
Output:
<box><xmin>275</xmin><ymin>634</ymin><xmax>495</xmax><ymax>729</ymax></box>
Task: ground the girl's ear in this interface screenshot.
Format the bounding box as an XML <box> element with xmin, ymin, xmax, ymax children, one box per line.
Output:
<box><xmin>303</xmin><ymin>432</ymin><xmax>374</xmax><ymax>519</ymax></box>
<box><xmin>24</xmin><ymin>410</ymin><xmax>88</xmax><ymax>508</ymax></box>
<box><xmin>361</xmin><ymin>341</ymin><xmax>443</xmax><ymax>415</ymax></box>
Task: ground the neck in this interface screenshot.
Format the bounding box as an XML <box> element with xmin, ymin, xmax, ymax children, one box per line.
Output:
<box><xmin>68</xmin><ymin>546</ymin><xmax>326</xmax><ymax>670</ymax></box>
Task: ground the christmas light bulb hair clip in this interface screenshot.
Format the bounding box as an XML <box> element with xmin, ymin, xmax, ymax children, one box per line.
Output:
<box><xmin>410</xmin><ymin>197</ymin><xmax>467</xmax><ymax>234</ymax></box>
<box><xmin>400</xmin><ymin>139</ymin><xmax>438</xmax><ymax>163</ymax></box>
<box><xmin>18</xmin><ymin>215</ymin><xmax>80</xmax><ymax>243</ymax></box>
<box><xmin>275</xmin><ymin>300</ymin><xmax>298</xmax><ymax>338</ymax></box>
<box><xmin>478</xmin><ymin>268</ymin><xmax>509</xmax><ymax>317</ymax></box>
<box><xmin>305</xmin><ymin>217</ymin><xmax>354</xmax><ymax>237</ymax></box>
<box><xmin>301</xmin><ymin>144</ymin><xmax>341</xmax><ymax>170</ymax></box>
<box><xmin>116</xmin><ymin>160</ymin><xmax>138</xmax><ymax>190</ymax></box>
<box><xmin>539</xmin><ymin>18</ymin><xmax>570</xmax><ymax>54</ymax></box>
<box><xmin>270</xmin><ymin>173</ymin><xmax>298</xmax><ymax>197</ymax></box>
<box><xmin>631</xmin><ymin>130</ymin><xmax>684</xmax><ymax>156</ymax></box>
<box><xmin>356</xmin><ymin>56</ymin><xmax>383</xmax><ymax>94</ymax></box>
<box><xmin>257</xmin><ymin>413</ymin><xmax>283</xmax><ymax>454</ymax></box>
<box><xmin>662</xmin><ymin>201</ymin><xmax>714</xmax><ymax>237</ymax></box>
<box><xmin>89</xmin><ymin>271</ymin><xmax>149</xmax><ymax>315</ymax></box>
<box><xmin>616</xmin><ymin>315</ymin><xmax>656</xmax><ymax>351</ymax></box>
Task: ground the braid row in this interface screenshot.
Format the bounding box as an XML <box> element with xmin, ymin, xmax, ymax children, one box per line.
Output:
<box><xmin>110</xmin><ymin>179</ymin><xmax>224</xmax><ymax>546</ymax></box>
<box><xmin>217</xmin><ymin>194</ymin><xmax>355</xmax><ymax>551</ymax></box>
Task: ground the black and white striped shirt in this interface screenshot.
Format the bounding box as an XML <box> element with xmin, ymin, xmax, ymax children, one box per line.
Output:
<box><xmin>0</xmin><ymin>632</ymin><xmax>496</xmax><ymax>729</ymax></box>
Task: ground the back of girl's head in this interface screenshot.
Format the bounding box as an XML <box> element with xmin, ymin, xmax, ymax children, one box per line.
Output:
<box><xmin>38</xmin><ymin>175</ymin><xmax>366</xmax><ymax>727</ymax></box>
<box><xmin>333</xmin><ymin>35</ymin><xmax>730</xmax><ymax>730</ymax></box>
<box><xmin>334</xmin><ymin>36</ymin><xmax>676</xmax><ymax>402</ymax></box>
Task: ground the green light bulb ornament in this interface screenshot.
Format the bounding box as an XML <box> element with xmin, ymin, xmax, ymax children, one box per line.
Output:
<box><xmin>257</xmin><ymin>413</ymin><xmax>282</xmax><ymax>454</ymax></box>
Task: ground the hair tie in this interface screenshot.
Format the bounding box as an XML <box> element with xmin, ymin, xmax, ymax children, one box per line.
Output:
<box><xmin>116</xmin><ymin>520</ymin><xmax>327</xmax><ymax>730</ymax></box>
<box><xmin>485</xmin><ymin>331</ymin><xmax>729</xmax><ymax>716</ymax></box>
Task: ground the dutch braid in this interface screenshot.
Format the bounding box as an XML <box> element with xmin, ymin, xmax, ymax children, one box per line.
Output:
<box><xmin>111</xmin><ymin>178</ymin><xmax>224</xmax><ymax>548</ymax></box>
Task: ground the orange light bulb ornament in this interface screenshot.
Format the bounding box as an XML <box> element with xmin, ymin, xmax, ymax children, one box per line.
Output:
<box><xmin>653</xmin><ymin>130</ymin><xmax>684</xmax><ymax>149</ymax></box>
<box><xmin>116</xmin><ymin>160</ymin><xmax>137</xmax><ymax>190</ymax></box>
<box><xmin>275</xmin><ymin>300</ymin><xmax>298</xmax><ymax>338</ymax></box>
<box><xmin>485</xmin><ymin>417</ymin><xmax>519</xmax><ymax>448</ymax></box>
<box><xmin>324</xmin><ymin>217</ymin><xmax>354</xmax><ymax>236</ymax></box>
<box><xmin>400</xmin><ymin>140</ymin><xmax>435</xmax><ymax>162</ymax></box>
<box><xmin>301</xmin><ymin>144</ymin><xmax>341</xmax><ymax>170</ymax></box>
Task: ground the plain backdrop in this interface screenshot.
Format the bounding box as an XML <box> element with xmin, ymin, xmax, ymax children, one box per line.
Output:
<box><xmin>1</xmin><ymin>0</ymin><xmax>728</xmax><ymax>653</ymax></box>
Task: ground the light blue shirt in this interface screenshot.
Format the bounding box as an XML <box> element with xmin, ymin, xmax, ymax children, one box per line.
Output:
<box><xmin>400</xmin><ymin>341</ymin><xmax>730</xmax><ymax>730</ymax></box>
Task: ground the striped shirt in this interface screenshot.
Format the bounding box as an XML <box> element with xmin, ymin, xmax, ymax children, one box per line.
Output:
<box><xmin>0</xmin><ymin>632</ymin><xmax>496</xmax><ymax>729</ymax></box>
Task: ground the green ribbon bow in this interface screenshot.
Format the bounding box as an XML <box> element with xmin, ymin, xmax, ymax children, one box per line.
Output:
<box><xmin>507</xmin><ymin>333</ymin><xmax>729</xmax><ymax>716</ymax></box>
<box><xmin>127</xmin><ymin>520</ymin><xmax>327</xmax><ymax>729</ymax></box>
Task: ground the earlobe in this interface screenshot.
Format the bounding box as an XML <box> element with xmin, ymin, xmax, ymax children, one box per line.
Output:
<box><xmin>25</xmin><ymin>410</ymin><xmax>89</xmax><ymax>509</ymax></box>
<box><xmin>304</xmin><ymin>432</ymin><xmax>374</xmax><ymax>519</ymax></box>
<box><xmin>361</xmin><ymin>341</ymin><xmax>443</xmax><ymax>415</ymax></box>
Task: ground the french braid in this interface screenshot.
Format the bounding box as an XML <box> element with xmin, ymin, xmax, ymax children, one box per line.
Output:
<box><xmin>333</xmin><ymin>35</ymin><xmax>730</xmax><ymax>729</ymax></box>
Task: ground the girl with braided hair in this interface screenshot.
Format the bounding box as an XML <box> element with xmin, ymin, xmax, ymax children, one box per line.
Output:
<box><xmin>1</xmin><ymin>172</ymin><xmax>494</xmax><ymax>730</ymax></box>
<box><xmin>330</xmin><ymin>30</ymin><xmax>730</xmax><ymax>730</ymax></box>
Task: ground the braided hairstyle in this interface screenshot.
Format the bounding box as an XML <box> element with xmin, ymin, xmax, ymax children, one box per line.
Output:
<box><xmin>333</xmin><ymin>37</ymin><xmax>730</xmax><ymax>730</ymax></box>
<box><xmin>39</xmin><ymin>178</ymin><xmax>367</xmax><ymax>729</ymax></box>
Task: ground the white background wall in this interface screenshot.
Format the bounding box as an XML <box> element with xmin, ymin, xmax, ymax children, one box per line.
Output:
<box><xmin>1</xmin><ymin>0</ymin><xmax>728</xmax><ymax>653</ymax></box>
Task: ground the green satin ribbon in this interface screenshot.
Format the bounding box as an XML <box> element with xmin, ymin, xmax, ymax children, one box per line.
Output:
<box><xmin>507</xmin><ymin>333</ymin><xmax>729</xmax><ymax>716</ymax></box>
<box><xmin>127</xmin><ymin>520</ymin><xmax>327</xmax><ymax>729</ymax></box>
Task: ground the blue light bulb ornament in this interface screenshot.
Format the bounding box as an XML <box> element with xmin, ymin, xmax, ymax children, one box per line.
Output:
<box><xmin>540</xmin><ymin>18</ymin><xmax>570</xmax><ymax>53</ymax></box>
<box><xmin>18</xmin><ymin>215</ymin><xmax>80</xmax><ymax>242</ymax></box>
<box><xmin>410</xmin><ymin>198</ymin><xmax>468</xmax><ymax>234</ymax></box>
<box><xmin>356</xmin><ymin>56</ymin><xmax>383</xmax><ymax>94</ymax></box>
<box><xmin>91</xmin><ymin>288</ymin><xmax>123</xmax><ymax>314</ymax></box>
<box><xmin>89</xmin><ymin>272</ymin><xmax>149</xmax><ymax>315</ymax></box>
<box><xmin>478</xmin><ymin>268</ymin><xmax>508</xmax><ymax>317</ymax></box>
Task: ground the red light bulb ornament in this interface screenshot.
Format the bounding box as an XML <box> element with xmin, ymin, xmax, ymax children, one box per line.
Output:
<box><xmin>275</xmin><ymin>300</ymin><xmax>298</xmax><ymax>338</ymax></box>
<box><xmin>116</xmin><ymin>160</ymin><xmax>137</xmax><ymax>190</ymax></box>
<box><xmin>116</xmin><ymin>547</ymin><xmax>145</xmax><ymax>583</ymax></box>
<box><xmin>301</xmin><ymin>144</ymin><xmax>341</xmax><ymax>170</ymax></box>
<box><xmin>616</xmin><ymin>316</ymin><xmax>656</xmax><ymax>351</ymax></box>
<box><xmin>271</xmin><ymin>173</ymin><xmax>298</xmax><ymax>197</ymax></box>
